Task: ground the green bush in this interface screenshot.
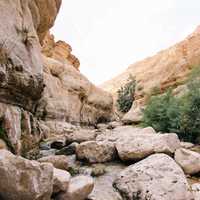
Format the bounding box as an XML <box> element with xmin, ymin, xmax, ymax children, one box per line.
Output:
<box><xmin>142</xmin><ymin>90</ymin><xmax>181</xmax><ymax>133</ymax></box>
<box><xmin>178</xmin><ymin>79</ymin><xmax>200</xmax><ymax>142</ymax></box>
<box><xmin>142</xmin><ymin>77</ymin><xmax>200</xmax><ymax>143</ymax></box>
<box><xmin>117</xmin><ymin>76</ymin><xmax>136</xmax><ymax>113</ymax></box>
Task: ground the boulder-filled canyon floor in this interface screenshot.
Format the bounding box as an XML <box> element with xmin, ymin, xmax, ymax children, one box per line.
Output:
<box><xmin>0</xmin><ymin>0</ymin><xmax>200</xmax><ymax>200</ymax></box>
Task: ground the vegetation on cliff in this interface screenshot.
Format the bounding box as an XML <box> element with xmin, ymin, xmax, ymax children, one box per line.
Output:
<box><xmin>117</xmin><ymin>76</ymin><xmax>136</xmax><ymax>113</ymax></box>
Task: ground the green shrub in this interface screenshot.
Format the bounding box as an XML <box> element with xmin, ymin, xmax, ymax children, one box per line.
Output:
<box><xmin>178</xmin><ymin>79</ymin><xmax>200</xmax><ymax>142</ymax></box>
<box><xmin>117</xmin><ymin>76</ymin><xmax>136</xmax><ymax>113</ymax></box>
<box><xmin>142</xmin><ymin>90</ymin><xmax>181</xmax><ymax>133</ymax></box>
<box><xmin>142</xmin><ymin>77</ymin><xmax>200</xmax><ymax>143</ymax></box>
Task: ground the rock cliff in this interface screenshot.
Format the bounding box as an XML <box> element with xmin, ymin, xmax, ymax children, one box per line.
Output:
<box><xmin>0</xmin><ymin>0</ymin><xmax>113</xmax><ymax>155</ymax></box>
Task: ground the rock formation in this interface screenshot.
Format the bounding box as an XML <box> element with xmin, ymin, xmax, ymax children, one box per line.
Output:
<box><xmin>0</xmin><ymin>0</ymin><xmax>113</xmax><ymax>155</ymax></box>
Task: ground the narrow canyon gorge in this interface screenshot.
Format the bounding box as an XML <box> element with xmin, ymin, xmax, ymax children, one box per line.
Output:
<box><xmin>0</xmin><ymin>1</ymin><xmax>200</xmax><ymax>200</ymax></box>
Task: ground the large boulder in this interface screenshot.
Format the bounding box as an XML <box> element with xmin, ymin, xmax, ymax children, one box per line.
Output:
<box><xmin>175</xmin><ymin>148</ymin><xmax>200</xmax><ymax>175</ymax></box>
<box><xmin>114</xmin><ymin>154</ymin><xmax>194</xmax><ymax>200</ymax></box>
<box><xmin>0</xmin><ymin>150</ymin><xmax>53</xmax><ymax>200</ymax></box>
<box><xmin>122</xmin><ymin>102</ymin><xmax>144</xmax><ymax>124</ymax></box>
<box><xmin>116</xmin><ymin>133</ymin><xmax>180</xmax><ymax>161</ymax></box>
<box><xmin>38</xmin><ymin>155</ymin><xmax>69</xmax><ymax>170</ymax></box>
<box><xmin>55</xmin><ymin>175</ymin><xmax>94</xmax><ymax>200</ymax></box>
<box><xmin>65</xmin><ymin>129</ymin><xmax>98</xmax><ymax>144</ymax></box>
<box><xmin>53</xmin><ymin>168</ymin><xmax>71</xmax><ymax>194</ymax></box>
<box><xmin>96</xmin><ymin>126</ymin><xmax>156</xmax><ymax>143</ymax></box>
<box><xmin>76</xmin><ymin>141</ymin><xmax>116</xmax><ymax>163</ymax></box>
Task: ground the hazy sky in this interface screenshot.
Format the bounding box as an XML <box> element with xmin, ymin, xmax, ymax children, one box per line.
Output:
<box><xmin>52</xmin><ymin>0</ymin><xmax>200</xmax><ymax>85</ymax></box>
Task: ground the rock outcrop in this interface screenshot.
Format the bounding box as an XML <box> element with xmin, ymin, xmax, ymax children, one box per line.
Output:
<box><xmin>42</xmin><ymin>32</ymin><xmax>80</xmax><ymax>69</ymax></box>
<box><xmin>102</xmin><ymin>26</ymin><xmax>200</xmax><ymax>122</ymax></box>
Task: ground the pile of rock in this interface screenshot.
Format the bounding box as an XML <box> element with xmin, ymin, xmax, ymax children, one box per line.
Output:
<box><xmin>72</xmin><ymin>125</ymin><xmax>200</xmax><ymax>200</ymax></box>
<box><xmin>76</xmin><ymin>126</ymin><xmax>180</xmax><ymax>163</ymax></box>
<box><xmin>0</xmin><ymin>150</ymin><xmax>94</xmax><ymax>200</ymax></box>
<box><xmin>1</xmin><ymin>121</ymin><xmax>200</xmax><ymax>200</ymax></box>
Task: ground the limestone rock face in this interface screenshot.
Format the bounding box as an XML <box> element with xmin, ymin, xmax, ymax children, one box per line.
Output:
<box><xmin>116</xmin><ymin>133</ymin><xmax>180</xmax><ymax>161</ymax></box>
<box><xmin>36</xmin><ymin>57</ymin><xmax>113</xmax><ymax>125</ymax></box>
<box><xmin>114</xmin><ymin>154</ymin><xmax>194</xmax><ymax>200</ymax></box>
<box><xmin>0</xmin><ymin>150</ymin><xmax>54</xmax><ymax>200</ymax></box>
<box><xmin>0</xmin><ymin>102</ymin><xmax>43</xmax><ymax>155</ymax></box>
<box><xmin>175</xmin><ymin>148</ymin><xmax>200</xmax><ymax>175</ymax></box>
<box><xmin>0</xmin><ymin>0</ymin><xmax>61</xmax><ymax>111</ymax></box>
<box><xmin>0</xmin><ymin>0</ymin><xmax>44</xmax><ymax>111</ymax></box>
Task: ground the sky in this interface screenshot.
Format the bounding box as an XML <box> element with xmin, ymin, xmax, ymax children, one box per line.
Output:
<box><xmin>52</xmin><ymin>0</ymin><xmax>200</xmax><ymax>85</ymax></box>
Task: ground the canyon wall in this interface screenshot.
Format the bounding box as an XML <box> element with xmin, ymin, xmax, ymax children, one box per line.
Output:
<box><xmin>102</xmin><ymin>27</ymin><xmax>200</xmax><ymax>123</ymax></box>
<box><xmin>0</xmin><ymin>0</ymin><xmax>113</xmax><ymax>155</ymax></box>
